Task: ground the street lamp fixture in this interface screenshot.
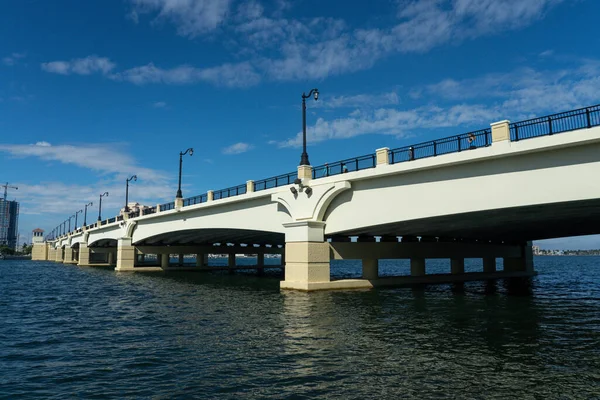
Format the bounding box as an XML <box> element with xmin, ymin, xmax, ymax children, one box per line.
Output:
<box><xmin>68</xmin><ymin>214</ymin><xmax>75</xmax><ymax>233</ymax></box>
<box><xmin>98</xmin><ymin>192</ymin><xmax>109</xmax><ymax>221</ymax></box>
<box><xmin>176</xmin><ymin>148</ymin><xmax>193</xmax><ymax>199</ymax></box>
<box><xmin>74</xmin><ymin>209</ymin><xmax>83</xmax><ymax>230</ymax></box>
<box><xmin>83</xmin><ymin>202</ymin><xmax>93</xmax><ymax>227</ymax></box>
<box><xmin>300</xmin><ymin>88</ymin><xmax>319</xmax><ymax>166</ymax></box>
<box><xmin>124</xmin><ymin>175</ymin><xmax>137</xmax><ymax>212</ymax></box>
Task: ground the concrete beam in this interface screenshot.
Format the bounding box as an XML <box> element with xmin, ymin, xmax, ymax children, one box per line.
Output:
<box><xmin>135</xmin><ymin>244</ymin><xmax>283</xmax><ymax>255</ymax></box>
<box><xmin>329</xmin><ymin>241</ymin><xmax>521</xmax><ymax>260</ymax></box>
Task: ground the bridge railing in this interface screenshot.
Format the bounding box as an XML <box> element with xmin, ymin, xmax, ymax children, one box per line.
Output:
<box><xmin>213</xmin><ymin>184</ymin><xmax>247</xmax><ymax>200</ymax></box>
<box><xmin>160</xmin><ymin>201</ymin><xmax>175</xmax><ymax>211</ymax></box>
<box><xmin>510</xmin><ymin>104</ymin><xmax>600</xmax><ymax>141</ymax></box>
<box><xmin>183</xmin><ymin>193</ymin><xmax>208</xmax><ymax>206</ymax></box>
<box><xmin>312</xmin><ymin>154</ymin><xmax>376</xmax><ymax>178</ymax></box>
<box><xmin>255</xmin><ymin>172</ymin><xmax>297</xmax><ymax>191</ymax></box>
<box><xmin>107</xmin><ymin>217</ymin><xmax>116</xmax><ymax>224</ymax></box>
<box><xmin>389</xmin><ymin>128</ymin><xmax>491</xmax><ymax>164</ymax></box>
<box><xmin>142</xmin><ymin>206</ymin><xmax>157</xmax><ymax>216</ymax></box>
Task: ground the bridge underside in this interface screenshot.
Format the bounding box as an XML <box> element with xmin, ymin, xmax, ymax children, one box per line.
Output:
<box><xmin>134</xmin><ymin>228</ymin><xmax>285</xmax><ymax>246</ymax></box>
<box><xmin>333</xmin><ymin>198</ymin><xmax>600</xmax><ymax>242</ymax></box>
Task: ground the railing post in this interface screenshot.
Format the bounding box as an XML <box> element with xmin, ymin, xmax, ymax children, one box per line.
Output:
<box><xmin>548</xmin><ymin>116</ymin><xmax>553</xmax><ymax>135</ymax></box>
<box><xmin>514</xmin><ymin>125</ymin><xmax>519</xmax><ymax>141</ymax></box>
<box><xmin>156</xmin><ymin>204</ymin><xmax>161</xmax><ymax>213</ymax></box>
<box><xmin>457</xmin><ymin>136</ymin><xmax>461</xmax><ymax>152</ymax></box>
<box><xmin>207</xmin><ymin>190</ymin><xmax>214</xmax><ymax>202</ymax></box>
<box><xmin>586</xmin><ymin>108</ymin><xmax>591</xmax><ymax>128</ymax></box>
<box><xmin>485</xmin><ymin>130</ymin><xmax>490</xmax><ymax>146</ymax></box>
<box><xmin>433</xmin><ymin>141</ymin><xmax>437</xmax><ymax>156</ymax></box>
<box><xmin>246</xmin><ymin>180</ymin><xmax>255</xmax><ymax>193</ymax></box>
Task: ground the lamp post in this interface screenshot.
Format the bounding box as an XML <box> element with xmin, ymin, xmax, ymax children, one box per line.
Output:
<box><xmin>83</xmin><ymin>202</ymin><xmax>93</xmax><ymax>227</ymax></box>
<box><xmin>124</xmin><ymin>175</ymin><xmax>137</xmax><ymax>212</ymax></box>
<box><xmin>300</xmin><ymin>88</ymin><xmax>319</xmax><ymax>166</ymax></box>
<box><xmin>62</xmin><ymin>220</ymin><xmax>67</xmax><ymax>236</ymax></box>
<box><xmin>68</xmin><ymin>214</ymin><xmax>75</xmax><ymax>233</ymax></box>
<box><xmin>98</xmin><ymin>192</ymin><xmax>109</xmax><ymax>222</ymax></box>
<box><xmin>74</xmin><ymin>209</ymin><xmax>83</xmax><ymax>230</ymax></box>
<box><xmin>176</xmin><ymin>148</ymin><xmax>193</xmax><ymax>199</ymax></box>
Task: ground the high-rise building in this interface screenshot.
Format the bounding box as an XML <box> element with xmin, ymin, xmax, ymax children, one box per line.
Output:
<box><xmin>0</xmin><ymin>199</ymin><xmax>19</xmax><ymax>250</ymax></box>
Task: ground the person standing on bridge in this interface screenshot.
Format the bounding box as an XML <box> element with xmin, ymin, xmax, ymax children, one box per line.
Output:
<box><xmin>323</xmin><ymin>162</ymin><xmax>329</xmax><ymax>177</ymax></box>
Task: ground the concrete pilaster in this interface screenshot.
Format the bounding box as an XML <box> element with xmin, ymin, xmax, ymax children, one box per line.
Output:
<box><xmin>31</xmin><ymin>243</ymin><xmax>48</xmax><ymax>260</ymax></box>
<box><xmin>483</xmin><ymin>257</ymin><xmax>496</xmax><ymax>273</ymax></box>
<box><xmin>410</xmin><ymin>258</ymin><xmax>425</xmax><ymax>276</ymax></box>
<box><xmin>207</xmin><ymin>191</ymin><xmax>214</xmax><ymax>201</ymax></box>
<box><xmin>297</xmin><ymin>165</ymin><xmax>312</xmax><ymax>182</ymax></box>
<box><xmin>451</xmin><ymin>258</ymin><xmax>464</xmax><ymax>274</ymax></box>
<box><xmin>376</xmin><ymin>147</ymin><xmax>390</xmax><ymax>166</ymax></box>
<box><xmin>78</xmin><ymin>243</ymin><xmax>90</xmax><ymax>266</ymax></box>
<box><xmin>491</xmin><ymin>120</ymin><xmax>510</xmax><ymax>142</ymax></box>
<box><xmin>115</xmin><ymin>237</ymin><xmax>136</xmax><ymax>271</ymax></box>
<box><xmin>362</xmin><ymin>259</ymin><xmax>379</xmax><ymax>280</ymax></box>
<box><xmin>246</xmin><ymin>180</ymin><xmax>255</xmax><ymax>193</ymax></box>
<box><xmin>175</xmin><ymin>197</ymin><xmax>184</xmax><ymax>209</ymax></box>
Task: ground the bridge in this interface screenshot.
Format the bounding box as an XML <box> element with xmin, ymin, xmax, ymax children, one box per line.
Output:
<box><xmin>32</xmin><ymin>104</ymin><xmax>600</xmax><ymax>291</ymax></box>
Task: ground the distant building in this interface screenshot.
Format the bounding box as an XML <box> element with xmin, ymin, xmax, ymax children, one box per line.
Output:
<box><xmin>0</xmin><ymin>199</ymin><xmax>19</xmax><ymax>250</ymax></box>
<box><xmin>32</xmin><ymin>228</ymin><xmax>44</xmax><ymax>244</ymax></box>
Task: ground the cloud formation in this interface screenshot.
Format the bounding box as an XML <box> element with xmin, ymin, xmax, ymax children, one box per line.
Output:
<box><xmin>2</xmin><ymin>52</ymin><xmax>26</xmax><ymax>66</ymax></box>
<box><xmin>222</xmin><ymin>142</ymin><xmax>254</xmax><ymax>154</ymax></box>
<box><xmin>41</xmin><ymin>55</ymin><xmax>116</xmax><ymax>76</ymax></box>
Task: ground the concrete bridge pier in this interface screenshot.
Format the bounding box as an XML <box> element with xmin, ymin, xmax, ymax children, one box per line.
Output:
<box><xmin>362</xmin><ymin>258</ymin><xmax>378</xmax><ymax>280</ymax></box>
<box><xmin>63</xmin><ymin>245</ymin><xmax>76</xmax><ymax>264</ymax></box>
<box><xmin>115</xmin><ymin>237</ymin><xmax>136</xmax><ymax>271</ymax></box>
<box><xmin>55</xmin><ymin>247</ymin><xmax>63</xmax><ymax>263</ymax></box>
<box><xmin>78</xmin><ymin>243</ymin><xmax>90</xmax><ymax>266</ymax></box>
<box><xmin>228</xmin><ymin>252</ymin><xmax>235</xmax><ymax>274</ymax></box>
<box><xmin>504</xmin><ymin>241</ymin><xmax>534</xmax><ymax>273</ymax></box>
<box><xmin>196</xmin><ymin>253</ymin><xmax>204</xmax><ymax>267</ymax></box>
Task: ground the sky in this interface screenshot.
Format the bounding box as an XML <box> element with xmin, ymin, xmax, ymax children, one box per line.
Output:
<box><xmin>1</xmin><ymin>0</ymin><xmax>600</xmax><ymax>250</ymax></box>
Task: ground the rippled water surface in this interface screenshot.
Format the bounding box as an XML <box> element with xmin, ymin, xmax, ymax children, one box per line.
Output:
<box><xmin>1</xmin><ymin>257</ymin><xmax>600</xmax><ymax>399</ymax></box>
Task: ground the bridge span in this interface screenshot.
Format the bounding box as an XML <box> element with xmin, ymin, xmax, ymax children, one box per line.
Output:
<box><xmin>33</xmin><ymin>105</ymin><xmax>600</xmax><ymax>291</ymax></box>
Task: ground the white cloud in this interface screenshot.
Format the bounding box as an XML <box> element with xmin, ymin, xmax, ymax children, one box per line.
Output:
<box><xmin>222</xmin><ymin>142</ymin><xmax>254</xmax><ymax>154</ymax></box>
<box><xmin>0</xmin><ymin>141</ymin><xmax>168</xmax><ymax>182</ymax></box>
<box><xmin>129</xmin><ymin>0</ymin><xmax>232</xmax><ymax>37</ymax></box>
<box><xmin>111</xmin><ymin>61</ymin><xmax>260</xmax><ymax>87</ymax></box>
<box><xmin>2</xmin><ymin>52</ymin><xmax>26</xmax><ymax>66</ymax></box>
<box><xmin>276</xmin><ymin>104</ymin><xmax>500</xmax><ymax>147</ymax></box>
<box><xmin>41</xmin><ymin>56</ymin><xmax>116</xmax><ymax>76</ymax></box>
<box><xmin>153</xmin><ymin>101</ymin><xmax>167</xmax><ymax>108</ymax></box>
<box><xmin>318</xmin><ymin>92</ymin><xmax>400</xmax><ymax>109</ymax></box>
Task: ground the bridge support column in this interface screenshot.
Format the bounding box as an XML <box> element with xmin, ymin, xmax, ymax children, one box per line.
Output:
<box><xmin>196</xmin><ymin>253</ymin><xmax>204</xmax><ymax>267</ymax></box>
<box><xmin>451</xmin><ymin>258</ymin><xmax>464</xmax><ymax>274</ymax></box>
<box><xmin>257</xmin><ymin>252</ymin><xmax>265</xmax><ymax>276</ymax></box>
<box><xmin>55</xmin><ymin>247</ymin><xmax>64</xmax><ymax>263</ymax></box>
<box><xmin>63</xmin><ymin>246</ymin><xmax>74</xmax><ymax>264</ymax></box>
<box><xmin>504</xmin><ymin>242</ymin><xmax>534</xmax><ymax>274</ymax></box>
<box><xmin>115</xmin><ymin>238</ymin><xmax>136</xmax><ymax>271</ymax></box>
<box><xmin>228</xmin><ymin>253</ymin><xmax>235</xmax><ymax>274</ymax></box>
<box><xmin>362</xmin><ymin>259</ymin><xmax>379</xmax><ymax>280</ymax></box>
<box><xmin>78</xmin><ymin>243</ymin><xmax>90</xmax><ymax>266</ymax></box>
<box><xmin>178</xmin><ymin>254</ymin><xmax>184</xmax><ymax>266</ymax></box>
<box><xmin>31</xmin><ymin>243</ymin><xmax>48</xmax><ymax>261</ymax></box>
<box><xmin>410</xmin><ymin>258</ymin><xmax>425</xmax><ymax>276</ymax></box>
<box><xmin>108</xmin><ymin>252</ymin><xmax>114</xmax><ymax>266</ymax></box>
<box><xmin>161</xmin><ymin>253</ymin><xmax>169</xmax><ymax>269</ymax></box>
<box><xmin>483</xmin><ymin>257</ymin><xmax>496</xmax><ymax>273</ymax></box>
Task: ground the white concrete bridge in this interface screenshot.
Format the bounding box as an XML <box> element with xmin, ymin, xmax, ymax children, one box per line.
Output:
<box><xmin>33</xmin><ymin>105</ymin><xmax>600</xmax><ymax>290</ymax></box>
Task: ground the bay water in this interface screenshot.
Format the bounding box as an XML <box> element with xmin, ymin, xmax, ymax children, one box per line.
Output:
<box><xmin>1</xmin><ymin>257</ymin><xmax>599</xmax><ymax>399</ymax></box>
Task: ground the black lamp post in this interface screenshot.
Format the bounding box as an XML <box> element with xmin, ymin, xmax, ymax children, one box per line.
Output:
<box><xmin>124</xmin><ymin>175</ymin><xmax>137</xmax><ymax>212</ymax></box>
<box><xmin>98</xmin><ymin>192</ymin><xmax>109</xmax><ymax>221</ymax></box>
<box><xmin>83</xmin><ymin>202</ymin><xmax>93</xmax><ymax>227</ymax></box>
<box><xmin>176</xmin><ymin>148</ymin><xmax>193</xmax><ymax>198</ymax></box>
<box><xmin>62</xmin><ymin>220</ymin><xmax>67</xmax><ymax>236</ymax></box>
<box><xmin>74</xmin><ymin>209</ymin><xmax>83</xmax><ymax>230</ymax></box>
<box><xmin>68</xmin><ymin>214</ymin><xmax>75</xmax><ymax>233</ymax></box>
<box><xmin>300</xmin><ymin>88</ymin><xmax>319</xmax><ymax>166</ymax></box>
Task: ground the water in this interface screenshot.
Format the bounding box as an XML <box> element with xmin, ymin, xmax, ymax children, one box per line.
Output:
<box><xmin>1</xmin><ymin>257</ymin><xmax>599</xmax><ymax>399</ymax></box>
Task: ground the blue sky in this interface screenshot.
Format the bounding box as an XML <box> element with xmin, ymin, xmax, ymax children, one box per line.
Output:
<box><xmin>1</xmin><ymin>0</ymin><xmax>599</xmax><ymax>249</ymax></box>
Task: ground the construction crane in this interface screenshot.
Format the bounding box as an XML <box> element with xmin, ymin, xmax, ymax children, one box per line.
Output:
<box><xmin>1</xmin><ymin>182</ymin><xmax>18</xmax><ymax>201</ymax></box>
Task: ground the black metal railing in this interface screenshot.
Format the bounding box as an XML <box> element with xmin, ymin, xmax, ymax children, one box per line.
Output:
<box><xmin>213</xmin><ymin>184</ymin><xmax>247</xmax><ymax>200</ymax></box>
<box><xmin>116</xmin><ymin>215</ymin><xmax>124</xmax><ymax>222</ymax></box>
<box><xmin>160</xmin><ymin>202</ymin><xmax>175</xmax><ymax>211</ymax></box>
<box><xmin>142</xmin><ymin>207</ymin><xmax>157</xmax><ymax>216</ymax></box>
<box><xmin>101</xmin><ymin>220</ymin><xmax>107</xmax><ymax>226</ymax></box>
<box><xmin>254</xmin><ymin>171</ymin><xmax>297</xmax><ymax>191</ymax></box>
<box><xmin>183</xmin><ymin>193</ymin><xmax>208</xmax><ymax>206</ymax></box>
<box><xmin>312</xmin><ymin>154</ymin><xmax>376</xmax><ymax>179</ymax></box>
<box><xmin>510</xmin><ymin>104</ymin><xmax>600</xmax><ymax>141</ymax></box>
<box><xmin>107</xmin><ymin>217</ymin><xmax>116</xmax><ymax>224</ymax></box>
<box><xmin>390</xmin><ymin>128</ymin><xmax>491</xmax><ymax>164</ymax></box>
